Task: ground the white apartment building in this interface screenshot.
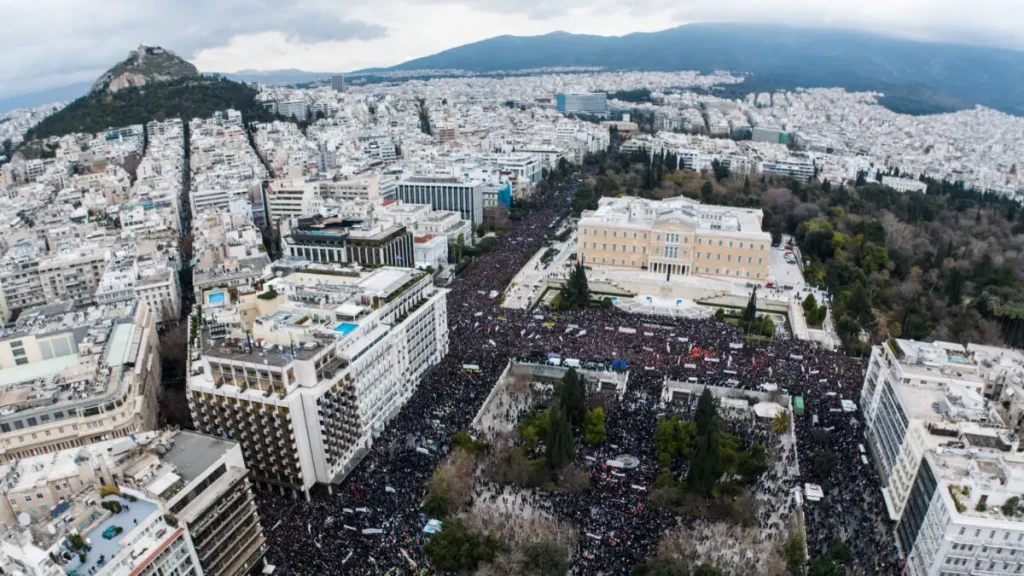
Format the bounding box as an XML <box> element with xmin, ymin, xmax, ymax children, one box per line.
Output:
<box><xmin>276</xmin><ymin>98</ymin><xmax>309</xmax><ymax>122</ymax></box>
<box><xmin>0</xmin><ymin>430</ymin><xmax>267</xmax><ymax>576</ymax></box>
<box><xmin>187</xmin><ymin>267</ymin><xmax>449</xmax><ymax>496</ymax></box>
<box><xmin>896</xmin><ymin>448</ymin><xmax>1024</xmax><ymax>576</ymax></box>
<box><xmin>135</xmin><ymin>269</ymin><xmax>182</xmax><ymax>323</ymax></box>
<box><xmin>319</xmin><ymin>173</ymin><xmax>393</xmax><ymax>203</ymax></box>
<box><xmin>377</xmin><ymin>201</ymin><xmax>472</xmax><ymax>246</ymax></box>
<box><xmin>265</xmin><ymin>179</ymin><xmax>317</xmax><ymax>223</ymax></box>
<box><xmin>861</xmin><ymin>339</ymin><xmax>1017</xmax><ymax>521</ymax></box>
<box><xmin>0</xmin><ymin>300</ymin><xmax>160</xmax><ymax>464</ymax></box>
<box><xmin>761</xmin><ymin>159</ymin><xmax>815</xmax><ymax>180</ymax></box>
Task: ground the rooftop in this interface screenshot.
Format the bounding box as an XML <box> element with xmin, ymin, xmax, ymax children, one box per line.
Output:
<box><xmin>158</xmin><ymin>431</ymin><xmax>235</xmax><ymax>484</ymax></box>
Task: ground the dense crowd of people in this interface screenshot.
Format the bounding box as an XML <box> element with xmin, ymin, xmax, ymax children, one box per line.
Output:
<box><xmin>254</xmin><ymin>167</ymin><xmax>902</xmax><ymax>574</ymax></box>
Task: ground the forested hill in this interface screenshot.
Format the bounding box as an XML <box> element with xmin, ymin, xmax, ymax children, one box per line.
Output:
<box><xmin>386</xmin><ymin>24</ymin><xmax>1024</xmax><ymax>116</ymax></box>
<box><xmin>572</xmin><ymin>147</ymin><xmax>1024</xmax><ymax>354</ymax></box>
<box><xmin>25</xmin><ymin>77</ymin><xmax>275</xmax><ymax>140</ymax></box>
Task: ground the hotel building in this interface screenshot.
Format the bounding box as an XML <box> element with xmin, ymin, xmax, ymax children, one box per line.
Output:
<box><xmin>187</xmin><ymin>266</ymin><xmax>448</xmax><ymax>497</ymax></box>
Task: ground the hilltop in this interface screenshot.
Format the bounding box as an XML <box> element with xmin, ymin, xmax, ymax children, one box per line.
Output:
<box><xmin>381</xmin><ymin>24</ymin><xmax>1024</xmax><ymax>115</ymax></box>
<box><xmin>22</xmin><ymin>46</ymin><xmax>274</xmax><ymax>141</ymax></box>
<box><xmin>90</xmin><ymin>45</ymin><xmax>200</xmax><ymax>95</ymax></box>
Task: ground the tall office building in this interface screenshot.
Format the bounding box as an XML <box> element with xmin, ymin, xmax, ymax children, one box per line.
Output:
<box><xmin>331</xmin><ymin>75</ymin><xmax>345</xmax><ymax>92</ymax></box>
<box><xmin>556</xmin><ymin>93</ymin><xmax>608</xmax><ymax>115</ymax></box>
<box><xmin>857</xmin><ymin>338</ymin><xmax>1024</xmax><ymax>576</ymax></box>
<box><xmin>394</xmin><ymin>176</ymin><xmax>484</xmax><ymax>224</ymax></box>
<box><xmin>187</xmin><ymin>267</ymin><xmax>448</xmax><ymax>497</ymax></box>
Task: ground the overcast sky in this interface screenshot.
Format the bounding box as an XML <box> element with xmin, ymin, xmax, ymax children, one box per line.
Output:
<box><xmin>2</xmin><ymin>0</ymin><xmax>1022</xmax><ymax>99</ymax></box>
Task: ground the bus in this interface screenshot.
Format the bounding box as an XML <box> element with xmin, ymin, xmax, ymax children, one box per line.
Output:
<box><xmin>461</xmin><ymin>364</ymin><xmax>481</xmax><ymax>373</ymax></box>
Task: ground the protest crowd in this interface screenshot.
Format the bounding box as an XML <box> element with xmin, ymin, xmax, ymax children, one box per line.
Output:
<box><xmin>254</xmin><ymin>165</ymin><xmax>903</xmax><ymax>575</ymax></box>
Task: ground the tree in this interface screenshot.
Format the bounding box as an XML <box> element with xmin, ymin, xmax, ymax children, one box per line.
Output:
<box><xmin>771</xmin><ymin>410</ymin><xmax>792</xmax><ymax>434</ymax></box>
<box><xmin>686</xmin><ymin>420</ymin><xmax>723</xmax><ymax>496</ymax></box>
<box><xmin>423</xmin><ymin>470</ymin><xmax>452</xmax><ymax>518</ymax></box>
<box><xmin>742</xmin><ymin>288</ymin><xmax>758</xmax><ymax>324</ymax></box>
<box><xmin>694</xmin><ymin>388</ymin><xmax>717</xmax><ymax>437</ymax></box>
<box><xmin>782</xmin><ymin>532</ymin><xmax>808</xmax><ymax>576</ymax></box>
<box><xmin>559</xmin><ymin>263</ymin><xmax>591</xmax><ymax>310</ymax></box>
<box><xmin>737</xmin><ymin>442</ymin><xmax>769</xmax><ymax>485</ymax></box>
<box><xmin>714</xmin><ymin>308</ymin><xmax>725</xmax><ymax>321</ymax></box>
<box><xmin>584</xmin><ymin>407</ymin><xmax>607</xmax><ymax>446</ymax></box>
<box><xmin>545</xmin><ymin>405</ymin><xmax>575</xmax><ymax>469</ymax></box>
<box><xmin>558</xmin><ymin>368</ymin><xmax>587</xmax><ymax>428</ymax></box>
<box><xmin>423</xmin><ymin>518</ymin><xmax>501</xmax><ymax>572</ymax></box>
<box><xmin>692</xmin><ymin>566</ymin><xmax>725</xmax><ymax>576</ymax></box>
<box><xmin>0</xmin><ymin>138</ymin><xmax>12</xmax><ymax>162</ymax></box>
<box><xmin>521</xmin><ymin>541</ymin><xmax>569</xmax><ymax>576</ymax></box>
<box><xmin>700</xmin><ymin>180</ymin><xmax>714</xmax><ymax>202</ymax></box>
<box><xmin>802</xmin><ymin>293</ymin><xmax>817</xmax><ymax>313</ymax></box>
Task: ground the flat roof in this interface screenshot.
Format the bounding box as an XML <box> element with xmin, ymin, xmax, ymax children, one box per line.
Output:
<box><xmin>0</xmin><ymin>355</ymin><xmax>79</xmax><ymax>388</ymax></box>
<box><xmin>104</xmin><ymin>323</ymin><xmax>136</xmax><ymax>367</ymax></box>
<box><xmin>160</xmin><ymin>431</ymin><xmax>234</xmax><ymax>484</ymax></box>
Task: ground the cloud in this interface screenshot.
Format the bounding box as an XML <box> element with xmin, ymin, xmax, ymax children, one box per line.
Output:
<box><xmin>0</xmin><ymin>0</ymin><xmax>386</xmax><ymax>99</ymax></box>
<box><xmin>1</xmin><ymin>0</ymin><xmax>1023</xmax><ymax>102</ymax></box>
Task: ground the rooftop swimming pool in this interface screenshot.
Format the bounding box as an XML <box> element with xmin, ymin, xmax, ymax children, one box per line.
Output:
<box><xmin>334</xmin><ymin>322</ymin><xmax>359</xmax><ymax>336</ymax></box>
<box><xmin>207</xmin><ymin>291</ymin><xmax>226</xmax><ymax>304</ymax></box>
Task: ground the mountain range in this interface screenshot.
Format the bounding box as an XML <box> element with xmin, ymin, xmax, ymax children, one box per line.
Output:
<box><xmin>5</xmin><ymin>24</ymin><xmax>1024</xmax><ymax>116</ymax></box>
<box><xmin>377</xmin><ymin>24</ymin><xmax>1024</xmax><ymax>115</ymax></box>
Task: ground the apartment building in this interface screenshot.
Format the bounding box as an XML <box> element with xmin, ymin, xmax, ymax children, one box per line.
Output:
<box><xmin>0</xmin><ymin>300</ymin><xmax>160</xmax><ymax>464</ymax></box>
<box><xmin>760</xmin><ymin>159</ymin><xmax>815</xmax><ymax>180</ymax></box>
<box><xmin>895</xmin><ymin>448</ymin><xmax>1024</xmax><ymax>576</ymax></box>
<box><xmin>0</xmin><ymin>239</ymin><xmax>46</xmax><ymax>322</ymax></box>
<box><xmin>377</xmin><ymin>201</ymin><xmax>473</xmax><ymax>246</ymax></box>
<box><xmin>577</xmin><ymin>196</ymin><xmax>771</xmax><ymax>281</ymax></box>
<box><xmin>860</xmin><ymin>339</ymin><xmax>1021</xmax><ymax>521</ymax></box>
<box><xmin>393</xmin><ymin>176</ymin><xmax>484</xmax><ymax>224</ymax></box>
<box><xmin>265</xmin><ymin>178</ymin><xmax>317</xmax><ymax>223</ymax></box>
<box><xmin>282</xmin><ymin>215</ymin><xmax>415</xmax><ymax>268</ymax></box>
<box><xmin>319</xmin><ymin>173</ymin><xmax>392</xmax><ymax>203</ymax></box>
<box><xmin>187</xmin><ymin>267</ymin><xmax>449</xmax><ymax>496</ymax></box>
<box><xmin>0</xmin><ymin>430</ymin><xmax>267</xmax><ymax>576</ymax></box>
<box><xmin>37</xmin><ymin>245</ymin><xmax>107</xmax><ymax>306</ymax></box>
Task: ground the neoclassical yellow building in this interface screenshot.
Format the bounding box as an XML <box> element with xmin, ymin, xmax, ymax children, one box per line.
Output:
<box><xmin>578</xmin><ymin>196</ymin><xmax>772</xmax><ymax>281</ymax></box>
